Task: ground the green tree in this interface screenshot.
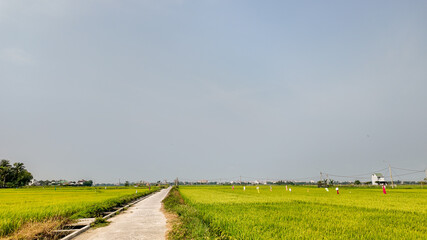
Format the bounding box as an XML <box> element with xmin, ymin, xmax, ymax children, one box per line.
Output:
<box><xmin>83</xmin><ymin>180</ymin><xmax>93</xmax><ymax>186</ymax></box>
<box><xmin>124</xmin><ymin>181</ymin><xmax>130</xmax><ymax>187</ymax></box>
<box><xmin>12</xmin><ymin>162</ymin><xmax>32</xmax><ymax>187</ymax></box>
<box><xmin>39</xmin><ymin>180</ymin><xmax>50</xmax><ymax>186</ymax></box>
<box><xmin>0</xmin><ymin>160</ymin><xmax>33</xmax><ymax>187</ymax></box>
<box><xmin>0</xmin><ymin>160</ymin><xmax>12</xmax><ymax>187</ymax></box>
<box><xmin>354</xmin><ymin>180</ymin><xmax>361</xmax><ymax>185</ymax></box>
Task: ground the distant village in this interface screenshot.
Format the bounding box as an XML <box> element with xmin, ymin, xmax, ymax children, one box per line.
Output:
<box><xmin>177</xmin><ymin>180</ymin><xmax>422</xmax><ymax>186</ymax></box>
<box><xmin>30</xmin><ymin>179</ymin><xmax>94</xmax><ymax>186</ymax></box>
<box><xmin>177</xmin><ymin>173</ymin><xmax>424</xmax><ymax>186</ymax></box>
<box><xmin>29</xmin><ymin>179</ymin><xmax>163</xmax><ymax>187</ymax></box>
<box><xmin>28</xmin><ymin>172</ymin><xmax>426</xmax><ymax>187</ymax></box>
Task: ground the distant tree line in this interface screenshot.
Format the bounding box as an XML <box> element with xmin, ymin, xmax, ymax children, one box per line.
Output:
<box><xmin>276</xmin><ymin>180</ymin><xmax>298</xmax><ymax>185</ymax></box>
<box><xmin>33</xmin><ymin>179</ymin><xmax>93</xmax><ymax>186</ymax></box>
<box><xmin>0</xmin><ymin>160</ymin><xmax>33</xmax><ymax>188</ymax></box>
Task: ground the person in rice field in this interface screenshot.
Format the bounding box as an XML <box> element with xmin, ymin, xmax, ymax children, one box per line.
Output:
<box><xmin>256</xmin><ymin>186</ymin><xmax>260</xmax><ymax>193</ymax></box>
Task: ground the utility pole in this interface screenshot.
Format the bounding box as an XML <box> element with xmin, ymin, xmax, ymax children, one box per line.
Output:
<box><xmin>239</xmin><ymin>176</ymin><xmax>242</xmax><ymax>185</ymax></box>
<box><xmin>320</xmin><ymin>172</ymin><xmax>323</xmax><ymax>187</ymax></box>
<box><xmin>388</xmin><ymin>164</ymin><xmax>394</xmax><ymax>188</ymax></box>
<box><xmin>423</xmin><ymin>169</ymin><xmax>427</xmax><ymax>189</ymax></box>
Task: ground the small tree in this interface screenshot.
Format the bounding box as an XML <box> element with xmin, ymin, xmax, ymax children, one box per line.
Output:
<box><xmin>354</xmin><ymin>180</ymin><xmax>361</xmax><ymax>185</ymax></box>
<box><xmin>39</xmin><ymin>180</ymin><xmax>50</xmax><ymax>186</ymax></box>
<box><xmin>83</xmin><ymin>180</ymin><xmax>93</xmax><ymax>186</ymax></box>
<box><xmin>124</xmin><ymin>181</ymin><xmax>130</xmax><ymax>187</ymax></box>
<box><xmin>0</xmin><ymin>160</ymin><xmax>12</xmax><ymax>187</ymax></box>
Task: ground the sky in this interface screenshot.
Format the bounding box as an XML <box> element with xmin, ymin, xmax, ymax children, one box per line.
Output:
<box><xmin>1</xmin><ymin>1</ymin><xmax>426</xmax><ymax>183</ymax></box>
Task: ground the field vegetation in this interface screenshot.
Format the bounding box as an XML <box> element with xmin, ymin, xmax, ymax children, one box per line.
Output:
<box><xmin>165</xmin><ymin>185</ymin><xmax>426</xmax><ymax>239</ymax></box>
<box><xmin>0</xmin><ymin>186</ymin><xmax>158</xmax><ymax>238</ymax></box>
<box><xmin>163</xmin><ymin>186</ymin><xmax>214</xmax><ymax>239</ymax></box>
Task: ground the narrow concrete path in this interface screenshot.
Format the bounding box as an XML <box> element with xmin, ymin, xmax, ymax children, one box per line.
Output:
<box><xmin>74</xmin><ymin>187</ymin><xmax>171</xmax><ymax>240</ymax></box>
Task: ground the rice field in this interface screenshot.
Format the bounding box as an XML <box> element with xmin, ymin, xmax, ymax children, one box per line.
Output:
<box><xmin>177</xmin><ymin>185</ymin><xmax>427</xmax><ymax>239</ymax></box>
<box><xmin>0</xmin><ymin>186</ymin><xmax>157</xmax><ymax>237</ymax></box>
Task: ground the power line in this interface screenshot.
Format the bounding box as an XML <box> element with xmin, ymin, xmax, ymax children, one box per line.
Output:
<box><xmin>177</xmin><ymin>166</ymin><xmax>424</xmax><ymax>183</ymax></box>
<box><xmin>322</xmin><ymin>167</ymin><xmax>388</xmax><ymax>179</ymax></box>
<box><xmin>391</xmin><ymin>166</ymin><xmax>424</xmax><ymax>172</ymax></box>
<box><xmin>393</xmin><ymin>171</ymin><xmax>425</xmax><ymax>177</ymax></box>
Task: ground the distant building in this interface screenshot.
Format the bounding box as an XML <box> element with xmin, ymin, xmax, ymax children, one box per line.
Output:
<box><xmin>371</xmin><ymin>173</ymin><xmax>386</xmax><ymax>185</ymax></box>
<box><xmin>77</xmin><ymin>180</ymin><xmax>86</xmax><ymax>185</ymax></box>
<box><xmin>198</xmin><ymin>179</ymin><xmax>208</xmax><ymax>184</ymax></box>
<box><xmin>29</xmin><ymin>179</ymin><xmax>40</xmax><ymax>186</ymax></box>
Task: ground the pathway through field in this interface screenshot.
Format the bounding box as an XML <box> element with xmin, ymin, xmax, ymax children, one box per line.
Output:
<box><xmin>74</xmin><ymin>186</ymin><xmax>171</xmax><ymax>240</ymax></box>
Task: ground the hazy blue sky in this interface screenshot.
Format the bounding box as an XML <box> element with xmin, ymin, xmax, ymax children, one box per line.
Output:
<box><xmin>1</xmin><ymin>1</ymin><xmax>426</xmax><ymax>183</ymax></box>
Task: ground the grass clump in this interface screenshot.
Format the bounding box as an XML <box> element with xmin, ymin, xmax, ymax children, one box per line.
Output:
<box><xmin>162</xmin><ymin>186</ymin><xmax>220</xmax><ymax>240</ymax></box>
<box><xmin>91</xmin><ymin>217</ymin><xmax>110</xmax><ymax>229</ymax></box>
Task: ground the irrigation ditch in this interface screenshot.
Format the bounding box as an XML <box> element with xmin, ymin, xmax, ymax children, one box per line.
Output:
<box><xmin>52</xmin><ymin>189</ymin><xmax>160</xmax><ymax>240</ymax></box>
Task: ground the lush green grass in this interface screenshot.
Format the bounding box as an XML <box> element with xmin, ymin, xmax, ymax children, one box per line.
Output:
<box><xmin>163</xmin><ymin>187</ymin><xmax>215</xmax><ymax>239</ymax></box>
<box><xmin>174</xmin><ymin>185</ymin><xmax>426</xmax><ymax>239</ymax></box>
<box><xmin>0</xmin><ymin>186</ymin><xmax>158</xmax><ymax>237</ymax></box>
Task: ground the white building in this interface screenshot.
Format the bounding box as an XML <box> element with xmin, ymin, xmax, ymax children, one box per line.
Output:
<box><xmin>371</xmin><ymin>173</ymin><xmax>385</xmax><ymax>185</ymax></box>
<box><xmin>29</xmin><ymin>179</ymin><xmax>40</xmax><ymax>186</ymax></box>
